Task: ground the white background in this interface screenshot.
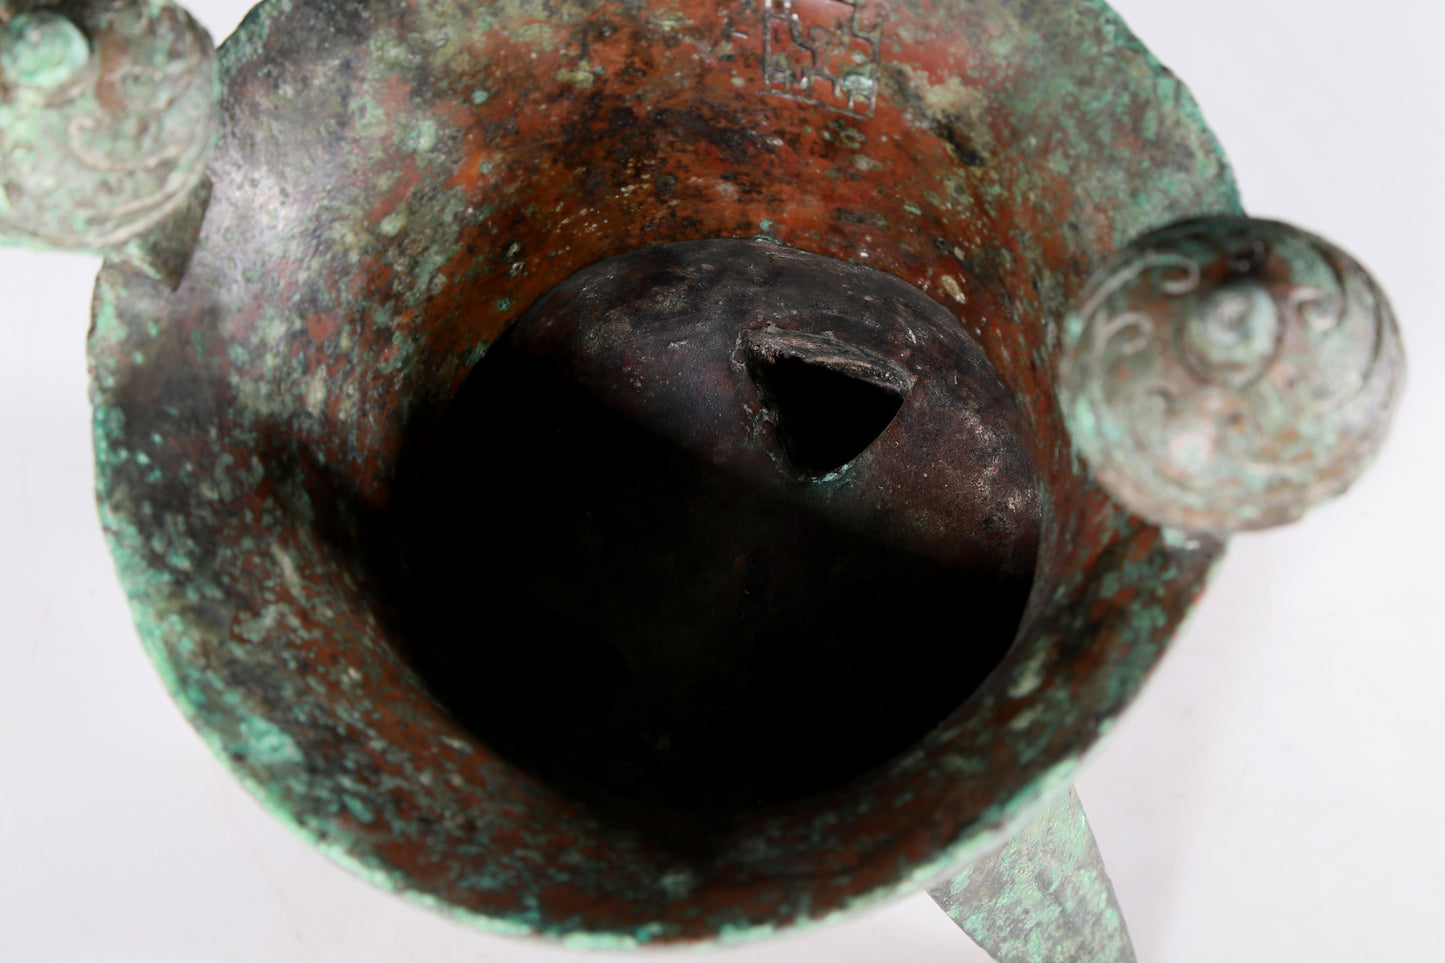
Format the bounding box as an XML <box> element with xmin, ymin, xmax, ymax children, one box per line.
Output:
<box><xmin>2</xmin><ymin>1</ymin><xmax>1441</xmax><ymax>960</ymax></box>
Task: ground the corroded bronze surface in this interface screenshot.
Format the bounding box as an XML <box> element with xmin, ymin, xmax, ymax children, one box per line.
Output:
<box><xmin>89</xmin><ymin>0</ymin><xmax>1237</xmax><ymax>946</ymax></box>
<box><xmin>1058</xmin><ymin>216</ymin><xmax>1405</xmax><ymax>532</ymax></box>
<box><xmin>930</xmin><ymin>788</ymin><xmax>1135</xmax><ymax>963</ymax></box>
<box><xmin>0</xmin><ymin>0</ymin><xmax>218</xmax><ymax>252</ymax></box>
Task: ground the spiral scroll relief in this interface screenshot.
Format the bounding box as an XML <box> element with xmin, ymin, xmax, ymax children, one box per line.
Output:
<box><xmin>0</xmin><ymin>0</ymin><xmax>218</xmax><ymax>252</ymax></box>
<box><xmin>1058</xmin><ymin>216</ymin><xmax>1404</xmax><ymax>533</ymax></box>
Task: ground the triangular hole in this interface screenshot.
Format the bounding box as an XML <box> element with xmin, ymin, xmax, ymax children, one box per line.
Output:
<box><xmin>752</xmin><ymin>355</ymin><xmax>907</xmax><ymax>475</ymax></box>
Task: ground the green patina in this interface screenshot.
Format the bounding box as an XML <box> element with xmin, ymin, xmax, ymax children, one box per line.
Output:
<box><xmin>0</xmin><ymin>11</ymin><xmax>91</xmax><ymax>90</ymax></box>
<box><xmin>70</xmin><ymin>0</ymin><xmax>1254</xmax><ymax>958</ymax></box>
<box><xmin>1058</xmin><ymin>216</ymin><xmax>1404</xmax><ymax>534</ymax></box>
<box><xmin>0</xmin><ymin>1</ymin><xmax>220</xmax><ymax>256</ymax></box>
<box><xmin>932</xmin><ymin>789</ymin><xmax>1135</xmax><ymax>963</ymax></box>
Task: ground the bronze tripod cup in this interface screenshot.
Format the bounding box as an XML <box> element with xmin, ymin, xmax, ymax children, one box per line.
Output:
<box><xmin>66</xmin><ymin>0</ymin><xmax>1399</xmax><ymax>956</ymax></box>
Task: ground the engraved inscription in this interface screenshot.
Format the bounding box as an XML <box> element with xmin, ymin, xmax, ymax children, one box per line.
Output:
<box><xmin>762</xmin><ymin>0</ymin><xmax>887</xmax><ymax>118</ymax></box>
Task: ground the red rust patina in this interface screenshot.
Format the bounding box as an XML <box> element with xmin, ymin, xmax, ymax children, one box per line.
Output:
<box><xmin>90</xmin><ymin>0</ymin><xmax>1238</xmax><ymax>946</ymax></box>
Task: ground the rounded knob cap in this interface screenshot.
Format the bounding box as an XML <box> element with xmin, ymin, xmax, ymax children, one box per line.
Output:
<box><xmin>1058</xmin><ymin>216</ymin><xmax>1404</xmax><ymax>533</ymax></box>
